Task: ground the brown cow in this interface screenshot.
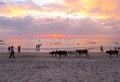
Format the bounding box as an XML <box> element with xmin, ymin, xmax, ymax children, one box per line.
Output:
<box><xmin>76</xmin><ymin>49</ymin><xmax>89</xmax><ymax>57</ymax></box>
<box><xmin>106</xmin><ymin>50</ymin><xmax>119</xmax><ymax>58</ymax></box>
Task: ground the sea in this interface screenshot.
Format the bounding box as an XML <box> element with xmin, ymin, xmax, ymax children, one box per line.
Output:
<box><xmin>0</xmin><ymin>38</ymin><xmax>120</xmax><ymax>53</ymax></box>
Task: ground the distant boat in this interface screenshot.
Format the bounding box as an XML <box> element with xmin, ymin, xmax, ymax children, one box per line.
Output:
<box><xmin>0</xmin><ymin>40</ymin><xmax>5</xmax><ymax>45</ymax></box>
<box><xmin>0</xmin><ymin>40</ymin><xmax>3</xmax><ymax>42</ymax></box>
<box><xmin>49</xmin><ymin>42</ymin><xmax>61</xmax><ymax>45</ymax></box>
<box><xmin>89</xmin><ymin>42</ymin><xmax>96</xmax><ymax>44</ymax></box>
<box><xmin>107</xmin><ymin>42</ymin><xmax>119</xmax><ymax>45</ymax></box>
<box><xmin>0</xmin><ymin>42</ymin><xmax>5</xmax><ymax>45</ymax></box>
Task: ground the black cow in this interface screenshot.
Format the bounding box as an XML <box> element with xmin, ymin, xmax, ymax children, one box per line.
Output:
<box><xmin>49</xmin><ymin>50</ymin><xmax>68</xmax><ymax>58</ymax></box>
<box><xmin>106</xmin><ymin>50</ymin><xmax>119</xmax><ymax>58</ymax></box>
<box><xmin>57</xmin><ymin>51</ymin><xmax>68</xmax><ymax>58</ymax></box>
<box><xmin>49</xmin><ymin>51</ymin><xmax>57</xmax><ymax>57</ymax></box>
<box><xmin>67</xmin><ymin>51</ymin><xmax>79</xmax><ymax>58</ymax></box>
<box><xmin>76</xmin><ymin>49</ymin><xmax>89</xmax><ymax>57</ymax></box>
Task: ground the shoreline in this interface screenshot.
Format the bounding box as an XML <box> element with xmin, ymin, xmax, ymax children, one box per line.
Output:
<box><xmin>0</xmin><ymin>51</ymin><xmax>119</xmax><ymax>60</ymax></box>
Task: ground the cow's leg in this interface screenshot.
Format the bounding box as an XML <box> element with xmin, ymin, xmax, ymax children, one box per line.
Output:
<box><xmin>78</xmin><ymin>53</ymin><xmax>82</xmax><ymax>57</ymax></box>
<box><xmin>59</xmin><ymin>54</ymin><xmax>62</xmax><ymax>58</ymax></box>
<box><xmin>76</xmin><ymin>53</ymin><xmax>79</xmax><ymax>58</ymax></box>
<box><xmin>86</xmin><ymin>53</ymin><xmax>89</xmax><ymax>58</ymax></box>
<box><xmin>69</xmin><ymin>54</ymin><xmax>72</xmax><ymax>58</ymax></box>
<box><xmin>51</xmin><ymin>54</ymin><xmax>53</xmax><ymax>57</ymax></box>
<box><xmin>63</xmin><ymin>54</ymin><xmax>65</xmax><ymax>58</ymax></box>
<box><xmin>110</xmin><ymin>54</ymin><xmax>113</xmax><ymax>58</ymax></box>
<box><xmin>63</xmin><ymin>54</ymin><xmax>68</xmax><ymax>58</ymax></box>
<box><xmin>108</xmin><ymin>54</ymin><xmax>111</xmax><ymax>58</ymax></box>
<box><xmin>81</xmin><ymin>54</ymin><xmax>83</xmax><ymax>57</ymax></box>
<box><xmin>55</xmin><ymin>53</ymin><xmax>57</xmax><ymax>57</ymax></box>
<box><xmin>66</xmin><ymin>54</ymin><xmax>68</xmax><ymax>58</ymax></box>
<box><xmin>116</xmin><ymin>54</ymin><xmax>119</xmax><ymax>58</ymax></box>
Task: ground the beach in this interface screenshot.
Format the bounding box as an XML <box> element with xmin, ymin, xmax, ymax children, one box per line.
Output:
<box><xmin>0</xmin><ymin>52</ymin><xmax>120</xmax><ymax>82</ymax></box>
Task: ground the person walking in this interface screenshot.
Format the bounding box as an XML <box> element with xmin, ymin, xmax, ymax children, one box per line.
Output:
<box><xmin>18</xmin><ymin>46</ymin><xmax>21</xmax><ymax>53</ymax></box>
<box><xmin>38</xmin><ymin>44</ymin><xmax>42</xmax><ymax>51</ymax></box>
<box><xmin>36</xmin><ymin>44</ymin><xmax>38</xmax><ymax>52</ymax></box>
<box><xmin>100</xmin><ymin>45</ymin><xmax>104</xmax><ymax>52</ymax></box>
<box><xmin>9</xmin><ymin>46</ymin><xmax>15</xmax><ymax>58</ymax></box>
<box><xmin>8</xmin><ymin>46</ymin><xmax>11</xmax><ymax>54</ymax></box>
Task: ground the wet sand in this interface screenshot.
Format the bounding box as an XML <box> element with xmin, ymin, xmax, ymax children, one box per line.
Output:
<box><xmin>0</xmin><ymin>52</ymin><xmax>120</xmax><ymax>82</ymax></box>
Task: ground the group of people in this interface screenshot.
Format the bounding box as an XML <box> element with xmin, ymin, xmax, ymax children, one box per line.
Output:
<box><xmin>36</xmin><ymin>44</ymin><xmax>42</xmax><ymax>52</ymax></box>
<box><xmin>114</xmin><ymin>47</ymin><xmax>120</xmax><ymax>50</ymax></box>
<box><xmin>8</xmin><ymin>46</ymin><xmax>21</xmax><ymax>59</ymax></box>
<box><xmin>100</xmin><ymin>45</ymin><xmax>120</xmax><ymax>52</ymax></box>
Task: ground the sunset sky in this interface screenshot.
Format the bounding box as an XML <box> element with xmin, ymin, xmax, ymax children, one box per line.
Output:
<box><xmin>0</xmin><ymin>0</ymin><xmax>120</xmax><ymax>39</ymax></box>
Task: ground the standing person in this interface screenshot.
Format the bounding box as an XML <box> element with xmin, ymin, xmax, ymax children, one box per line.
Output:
<box><xmin>118</xmin><ymin>47</ymin><xmax>120</xmax><ymax>50</ymax></box>
<box><xmin>114</xmin><ymin>47</ymin><xmax>117</xmax><ymax>50</ymax></box>
<box><xmin>36</xmin><ymin>44</ymin><xmax>42</xmax><ymax>52</ymax></box>
<box><xmin>36</xmin><ymin>44</ymin><xmax>38</xmax><ymax>52</ymax></box>
<box><xmin>100</xmin><ymin>45</ymin><xmax>103</xmax><ymax>52</ymax></box>
<box><xmin>9</xmin><ymin>46</ymin><xmax>15</xmax><ymax>58</ymax></box>
<box><xmin>8</xmin><ymin>46</ymin><xmax>11</xmax><ymax>54</ymax></box>
<box><xmin>38</xmin><ymin>43</ymin><xmax>42</xmax><ymax>51</ymax></box>
<box><xmin>18</xmin><ymin>46</ymin><xmax>21</xmax><ymax>53</ymax></box>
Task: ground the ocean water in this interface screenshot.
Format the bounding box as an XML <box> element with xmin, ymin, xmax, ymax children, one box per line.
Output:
<box><xmin>0</xmin><ymin>38</ymin><xmax>120</xmax><ymax>53</ymax></box>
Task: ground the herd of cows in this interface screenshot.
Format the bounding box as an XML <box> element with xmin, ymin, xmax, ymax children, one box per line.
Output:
<box><xmin>49</xmin><ymin>49</ymin><xmax>120</xmax><ymax>58</ymax></box>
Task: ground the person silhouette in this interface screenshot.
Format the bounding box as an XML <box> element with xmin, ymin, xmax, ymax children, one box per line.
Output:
<box><xmin>36</xmin><ymin>44</ymin><xmax>42</xmax><ymax>52</ymax></box>
<box><xmin>36</xmin><ymin>44</ymin><xmax>38</xmax><ymax>51</ymax></box>
<box><xmin>8</xmin><ymin>46</ymin><xmax>11</xmax><ymax>54</ymax></box>
<box><xmin>9</xmin><ymin>46</ymin><xmax>15</xmax><ymax>58</ymax></box>
<box><xmin>100</xmin><ymin>46</ymin><xmax>103</xmax><ymax>52</ymax></box>
<box><xmin>118</xmin><ymin>47</ymin><xmax>120</xmax><ymax>50</ymax></box>
<box><xmin>18</xmin><ymin>46</ymin><xmax>21</xmax><ymax>53</ymax></box>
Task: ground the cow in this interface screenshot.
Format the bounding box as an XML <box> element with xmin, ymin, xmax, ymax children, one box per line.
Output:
<box><xmin>49</xmin><ymin>50</ymin><xmax>68</xmax><ymax>58</ymax></box>
<box><xmin>67</xmin><ymin>51</ymin><xmax>79</xmax><ymax>58</ymax></box>
<box><xmin>56</xmin><ymin>50</ymin><xmax>68</xmax><ymax>58</ymax></box>
<box><xmin>49</xmin><ymin>51</ymin><xmax>57</xmax><ymax>57</ymax></box>
<box><xmin>76</xmin><ymin>49</ymin><xmax>89</xmax><ymax>57</ymax></box>
<box><xmin>106</xmin><ymin>50</ymin><xmax>119</xmax><ymax>58</ymax></box>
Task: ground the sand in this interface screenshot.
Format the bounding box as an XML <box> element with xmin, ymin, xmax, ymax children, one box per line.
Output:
<box><xmin>0</xmin><ymin>52</ymin><xmax>120</xmax><ymax>82</ymax></box>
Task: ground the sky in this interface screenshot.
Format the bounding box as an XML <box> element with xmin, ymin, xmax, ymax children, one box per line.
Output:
<box><xmin>0</xmin><ymin>0</ymin><xmax>120</xmax><ymax>39</ymax></box>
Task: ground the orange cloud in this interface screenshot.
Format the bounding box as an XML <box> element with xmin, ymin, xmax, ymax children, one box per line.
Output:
<box><xmin>0</xmin><ymin>0</ymin><xmax>120</xmax><ymax>20</ymax></box>
<box><xmin>0</xmin><ymin>1</ymin><xmax>39</xmax><ymax>17</ymax></box>
<box><xmin>99</xmin><ymin>0</ymin><xmax>117</xmax><ymax>12</ymax></box>
<box><xmin>63</xmin><ymin>0</ymin><xmax>120</xmax><ymax>19</ymax></box>
<box><xmin>0</xmin><ymin>5</ymin><xmax>24</xmax><ymax>17</ymax></box>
